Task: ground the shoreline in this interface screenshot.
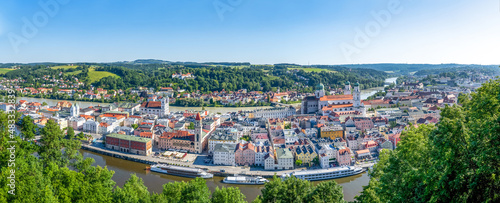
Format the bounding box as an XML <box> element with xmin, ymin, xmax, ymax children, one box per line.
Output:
<box><xmin>80</xmin><ymin>144</ymin><xmax>373</xmax><ymax>179</ymax></box>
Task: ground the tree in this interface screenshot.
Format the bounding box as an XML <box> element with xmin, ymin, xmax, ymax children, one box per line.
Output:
<box><xmin>20</xmin><ymin>115</ymin><xmax>37</xmax><ymax>140</ymax></box>
<box><xmin>131</xmin><ymin>124</ymin><xmax>139</xmax><ymax>129</ymax></box>
<box><xmin>356</xmin><ymin>78</ymin><xmax>500</xmax><ymax>203</ymax></box>
<box><xmin>188</xmin><ymin>122</ymin><xmax>195</xmax><ymax>130</ymax></box>
<box><xmin>162</xmin><ymin>178</ymin><xmax>210</xmax><ymax>203</ymax></box>
<box><xmin>308</xmin><ymin>181</ymin><xmax>346</xmax><ymax>203</ymax></box>
<box><xmin>113</xmin><ymin>174</ymin><xmax>151</xmax><ymax>203</ymax></box>
<box><xmin>258</xmin><ymin>176</ymin><xmax>312</xmax><ymax>203</ymax></box>
<box><xmin>295</xmin><ymin>159</ymin><xmax>303</xmax><ymax>166</ymax></box>
<box><xmin>67</xmin><ymin>126</ymin><xmax>75</xmax><ymax>138</ymax></box>
<box><xmin>39</xmin><ymin>119</ymin><xmax>65</xmax><ymax>166</ymax></box>
<box><xmin>211</xmin><ymin>187</ymin><xmax>246</xmax><ymax>203</ymax></box>
<box><xmin>42</xmin><ymin>101</ymin><xmax>48</xmax><ymax>106</ymax></box>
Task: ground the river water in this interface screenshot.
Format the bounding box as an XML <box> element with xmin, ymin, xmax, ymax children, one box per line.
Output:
<box><xmin>17</xmin><ymin>77</ymin><xmax>397</xmax><ymax>113</ymax></box>
<box><xmin>81</xmin><ymin>150</ymin><xmax>370</xmax><ymax>202</ymax></box>
<box><xmin>24</xmin><ymin>77</ymin><xmax>397</xmax><ymax>201</ymax></box>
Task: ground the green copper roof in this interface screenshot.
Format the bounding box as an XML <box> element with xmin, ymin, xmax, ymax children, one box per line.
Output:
<box><xmin>345</xmin><ymin>81</ymin><xmax>350</xmax><ymax>85</ymax></box>
<box><xmin>106</xmin><ymin>133</ymin><xmax>151</xmax><ymax>143</ymax></box>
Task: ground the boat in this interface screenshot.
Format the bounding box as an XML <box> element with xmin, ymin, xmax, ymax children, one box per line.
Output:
<box><xmin>150</xmin><ymin>164</ymin><xmax>213</xmax><ymax>179</ymax></box>
<box><xmin>223</xmin><ymin>175</ymin><xmax>269</xmax><ymax>185</ymax></box>
<box><xmin>281</xmin><ymin>166</ymin><xmax>364</xmax><ymax>181</ymax></box>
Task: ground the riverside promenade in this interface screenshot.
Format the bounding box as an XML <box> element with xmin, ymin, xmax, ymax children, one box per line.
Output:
<box><xmin>81</xmin><ymin>143</ymin><xmax>374</xmax><ymax>178</ymax></box>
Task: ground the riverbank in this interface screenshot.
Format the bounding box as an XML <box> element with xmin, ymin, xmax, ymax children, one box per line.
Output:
<box><xmin>81</xmin><ymin>143</ymin><xmax>374</xmax><ymax>178</ymax></box>
<box><xmin>81</xmin><ymin>146</ymin><xmax>371</xmax><ymax>202</ymax></box>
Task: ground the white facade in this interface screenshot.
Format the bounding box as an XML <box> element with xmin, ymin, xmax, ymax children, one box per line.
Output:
<box><xmin>264</xmin><ymin>154</ymin><xmax>275</xmax><ymax>170</ymax></box>
<box><xmin>83</xmin><ymin>120</ymin><xmax>99</xmax><ymax>133</ymax></box>
<box><xmin>213</xmin><ymin>144</ymin><xmax>236</xmax><ymax>166</ymax></box>
<box><xmin>67</xmin><ymin>117</ymin><xmax>86</xmax><ymax>130</ymax></box>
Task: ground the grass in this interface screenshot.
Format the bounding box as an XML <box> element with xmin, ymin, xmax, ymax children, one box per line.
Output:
<box><xmin>88</xmin><ymin>70</ymin><xmax>120</xmax><ymax>82</ymax></box>
<box><xmin>51</xmin><ymin>65</ymin><xmax>78</xmax><ymax>70</ymax></box>
<box><xmin>288</xmin><ymin>67</ymin><xmax>337</xmax><ymax>73</ymax></box>
<box><xmin>62</xmin><ymin>66</ymin><xmax>120</xmax><ymax>82</ymax></box>
<box><xmin>0</xmin><ymin>68</ymin><xmax>15</xmax><ymax>74</ymax></box>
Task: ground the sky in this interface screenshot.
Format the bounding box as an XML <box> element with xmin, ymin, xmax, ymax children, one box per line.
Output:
<box><xmin>0</xmin><ymin>0</ymin><xmax>499</xmax><ymax>65</ymax></box>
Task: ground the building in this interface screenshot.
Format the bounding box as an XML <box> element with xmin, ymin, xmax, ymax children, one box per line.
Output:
<box><xmin>213</xmin><ymin>143</ymin><xmax>236</xmax><ymax>166</ymax></box>
<box><xmin>140</xmin><ymin>97</ymin><xmax>169</xmax><ymax>117</ymax></box>
<box><xmin>301</xmin><ymin>82</ymin><xmax>365</xmax><ymax>116</ymax></box>
<box><xmin>67</xmin><ymin>116</ymin><xmax>85</xmax><ymax>130</ymax></box>
<box><xmin>275</xmin><ymin>148</ymin><xmax>294</xmax><ymax>170</ymax></box>
<box><xmin>105</xmin><ymin>133</ymin><xmax>152</xmax><ymax>156</ymax></box>
<box><xmin>235</xmin><ymin>143</ymin><xmax>256</xmax><ymax>166</ymax></box>
<box><xmin>70</xmin><ymin>103</ymin><xmax>80</xmax><ymax>117</ymax></box>
<box><xmin>83</xmin><ymin>120</ymin><xmax>99</xmax><ymax>133</ymax></box>
<box><xmin>264</xmin><ymin>154</ymin><xmax>275</xmax><ymax>170</ymax></box>
<box><xmin>294</xmin><ymin>145</ymin><xmax>317</xmax><ymax>166</ymax></box>
<box><xmin>208</xmin><ymin>133</ymin><xmax>239</xmax><ymax>154</ymax></box>
<box><xmin>157</xmin><ymin>130</ymin><xmax>195</xmax><ymax>152</ymax></box>
<box><xmin>255</xmin><ymin>146</ymin><xmax>273</xmax><ymax>166</ymax></box>
<box><xmin>249</xmin><ymin>107</ymin><xmax>296</xmax><ymax>119</ymax></box>
<box><xmin>320</xmin><ymin>126</ymin><xmax>344</xmax><ymax>140</ymax></box>
<box><xmin>337</xmin><ymin>146</ymin><xmax>352</xmax><ymax>166</ymax></box>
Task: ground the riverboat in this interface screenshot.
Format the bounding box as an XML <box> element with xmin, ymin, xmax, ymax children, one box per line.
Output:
<box><xmin>281</xmin><ymin>166</ymin><xmax>364</xmax><ymax>181</ymax></box>
<box><xmin>150</xmin><ymin>164</ymin><xmax>213</xmax><ymax>179</ymax></box>
<box><xmin>222</xmin><ymin>176</ymin><xmax>269</xmax><ymax>185</ymax></box>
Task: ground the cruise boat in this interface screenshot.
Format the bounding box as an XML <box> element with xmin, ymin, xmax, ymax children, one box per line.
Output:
<box><xmin>150</xmin><ymin>164</ymin><xmax>213</xmax><ymax>179</ymax></box>
<box><xmin>223</xmin><ymin>176</ymin><xmax>269</xmax><ymax>185</ymax></box>
<box><xmin>281</xmin><ymin>166</ymin><xmax>364</xmax><ymax>181</ymax></box>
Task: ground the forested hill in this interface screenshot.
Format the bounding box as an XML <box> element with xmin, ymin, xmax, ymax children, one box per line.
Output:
<box><xmin>1</xmin><ymin>63</ymin><xmax>388</xmax><ymax>93</ymax></box>
<box><xmin>337</xmin><ymin>63</ymin><xmax>500</xmax><ymax>75</ymax></box>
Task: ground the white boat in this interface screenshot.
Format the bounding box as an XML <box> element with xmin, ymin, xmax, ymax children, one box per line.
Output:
<box><xmin>281</xmin><ymin>166</ymin><xmax>364</xmax><ymax>181</ymax></box>
<box><xmin>223</xmin><ymin>176</ymin><xmax>269</xmax><ymax>185</ymax></box>
<box><xmin>150</xmin><ymin>164</ymin><xmax>213</xmax><ymax>179</ymax></box>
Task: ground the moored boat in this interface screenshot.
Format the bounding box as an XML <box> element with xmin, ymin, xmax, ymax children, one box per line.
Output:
<box><xmin>281</xmin><ymin>166</ymin><xmax>364</xmax><ymax>181</ymax></box>
<box><xmin>223</xmin><ymin>175</ymin><xmax>269</xmax><ymax>185</ymax></box>
<box><xmin>150</xmin><ymin>164</ymin><xmax>213</xmax><ymax>179</ymax></box>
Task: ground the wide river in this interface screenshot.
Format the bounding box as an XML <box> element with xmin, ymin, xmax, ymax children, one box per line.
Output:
<box><xmin>22</xmin><ymin>77</ymin><xmax>397</xmax><ymax>201</ymax></box>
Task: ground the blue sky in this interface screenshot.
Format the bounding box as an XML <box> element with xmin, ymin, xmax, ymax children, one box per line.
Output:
<box><xmin>0</xmin><ymin>0</ymin><xmax>499</xmax><ymax>64</ymax></box>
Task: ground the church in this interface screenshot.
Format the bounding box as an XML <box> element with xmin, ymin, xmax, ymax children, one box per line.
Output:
<box><xmin>301</xmin><ymin>81</ymin><xmax>366</xmax><ymax>117</ymax></box>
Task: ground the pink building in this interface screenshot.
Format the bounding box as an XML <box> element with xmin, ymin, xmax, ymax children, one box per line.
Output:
<box><xmin>337</xmin><ymin>147</ymin><xmax>352</xmax><ymax>166</ymax></box>
<box><xmin>235</xmin><ymin>143</ymin><xmax>256</xmax><ymax>166</ymax></box>
<box><xmin>354</xmin><ymin>118</ymin><xmax>374</xmax><ymax>131</ymax></box>
<box><xmin>389</xmin><ymin>133</ymin><xmax>401</xmax><ymax>150</ymax></box>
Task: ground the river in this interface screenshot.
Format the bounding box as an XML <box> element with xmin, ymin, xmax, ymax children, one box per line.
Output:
<box><xmin>25</xmin><ymin>77</ymin><xmax>397</xmax><ymax>201</ymax></box>
<box><xmin>17</xmin><ymin>77</ymin><xmax>397</xmax><ymax>113</ymax></box>
<box><xmin>81</xmin><ymin>150</ymin><xmax>370</xmax><ymax>202</ymax></box>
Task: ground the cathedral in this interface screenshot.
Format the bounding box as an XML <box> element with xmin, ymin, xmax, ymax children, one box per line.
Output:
<box><xmin>300</xmin><ymin>81</ymin><xmax>366</xmax><ymax>116</ymax></box>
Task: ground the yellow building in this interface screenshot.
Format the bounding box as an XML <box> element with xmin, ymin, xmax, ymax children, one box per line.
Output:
<box><xmin>320</xmin><ymin>126</ymin><xmax>344</xmax><ymax>140</ymax></box>
<box><xmin>295</xmin><ymin>145</ymin><xmax>317</xmax><ymax>166</ymax></box>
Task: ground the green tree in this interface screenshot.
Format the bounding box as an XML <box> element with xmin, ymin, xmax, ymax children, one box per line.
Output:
<box><xmin>257</xmin><ymin>176</ymin><xmax>312</xmax><ymax>203</ymax></box>
<box><xmin>20</xmin><ymin>115</ymin><xmax>37</xmax><ymax>140</ymax></box>
<box><xmin>211</xmin><ymin>187</ymin><xmax>246</xmax><ymax>203</ymax></box>
<box><xmin>308</xmin><ymin>181</ymin><xmax>346</xmax><ymax>203</ymax></box>
<box><xmin>67</xmin><ymin>126</ymin><xmax>75</xmax><ymax>138</ymax></box>
<box><xmin>131</xmin><ymin>124</ymin><xmax>139</xmax><ymax>129</ymax></box>
<box><xmin>295</xmin><ymin>159</ymin><xmax>303</xmax><ymax>166</ymax></box>
<box><xmin>162</xmin><ymin>178</ymin><xmax>210</xmax><ymax>203</ymax></box>
<box><xmin>113</xmin><ymin>174</ymin><xmax>151</xmax><ymax>203</ymax></box>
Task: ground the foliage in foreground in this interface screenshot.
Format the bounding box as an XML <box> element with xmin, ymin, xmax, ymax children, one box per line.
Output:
<box><xmin>355</xmin><ymin>78</ymin><xmax>500</xmax><ymax>202</ymax></box>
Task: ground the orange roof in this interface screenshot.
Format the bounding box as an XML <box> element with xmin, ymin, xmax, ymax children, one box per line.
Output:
<box><xmin>195</xmin><ymin>113</ymin><xmax>202</xmax><ymax>121</ymax></box>
<box><xmin>322</xmin><ymin>103</ymin><xmax>354</xmax><ymax>111</ymax></box>
<box><xmin>140</xmin><ymin>132</ymin><xmax>153</xmax><ymax>138</ymax></box>
<box><xmin>99</xmin><ymin>123</ymin><xmax>110</xmax><ymax>127</ymax></box>
<box><xmin>319</xmin><ymin>95</ymin><xmax>353</xmax><ymax>101</ymax></box>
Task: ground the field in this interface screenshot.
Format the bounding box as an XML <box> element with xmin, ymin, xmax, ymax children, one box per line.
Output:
<box><xmin>0</xmin><ymin>68</ymin><xmax>15</xmax><ymax>74</ymax></box>
<box><xmin>63</xmin><ymin>66</ymin><xmax>120</xmax><ymax>82</ymax></box>
<box><xmin>51</xmin><ymin>65</ymin><xmax>79</xmax><ymax>70</ymax></box>
<box><xmin>288</xmin><ymin>67</ymin><xmax>336</xmax><ymax>73</ymax></box>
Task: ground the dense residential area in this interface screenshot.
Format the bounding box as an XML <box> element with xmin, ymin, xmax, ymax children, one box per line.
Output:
<box><xmin>1</xmin><ymin>66</ymin><xmax>495</xmax><ymax>173</ymax></box>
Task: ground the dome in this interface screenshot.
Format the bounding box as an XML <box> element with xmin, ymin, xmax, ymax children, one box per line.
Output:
<box><xmin>354</xmin><ymin>82</ymin><xmax>360</xmax><ymax>86</ymax></box>
<box><xmin>316</xmin><ymin>83</ymin><xmax>325</xmax><ymax>90</ymax></box>
<box><xmin>344</xmin><ymin>81</ymin><xmax>350</xmax><ymax>85</ymax></box>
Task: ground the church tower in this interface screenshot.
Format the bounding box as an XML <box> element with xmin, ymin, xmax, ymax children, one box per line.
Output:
<box><xmin>353</xmin><ymin>82</ymin><xmax>361</xmax><ymax>107</ymax></box>
<box><xmin>70</xmin><ymin>103</ymin><xmax>79</xmax><ymax>117</ymax></box>
<box><xmin>194</xmin><ymin>113</ymin><xmax>203</xmax><ymax>153</ymax></box>
<box><xmin>315</xmin><ymin>83</ymin><xmax>325</xmax><ymax>99</ymax></box>
<box><xmin>344</xmin><ymin>81</ymin><xmax>352</xmax><ymax>95</ymax></box>
<box><xmin>161</xmin><ymin>97</ymin><xmax>169</xmax><ymax>117</ymax></box>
